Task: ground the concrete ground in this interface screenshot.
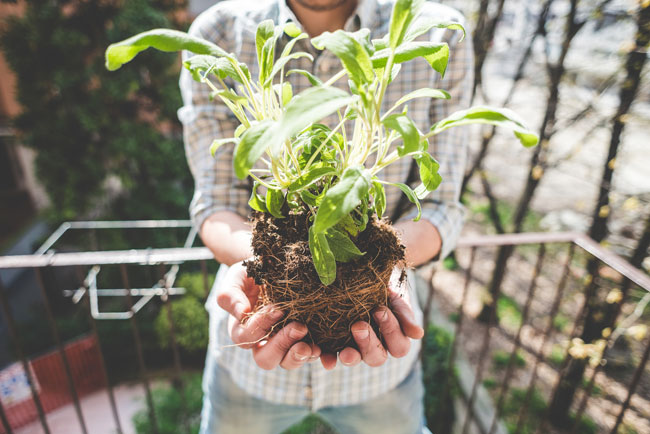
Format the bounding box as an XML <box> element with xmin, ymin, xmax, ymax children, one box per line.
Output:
<box><xmin>14</xmin><ymin>383</ymin><xmax>146</xmax><ymax>434</ymax></box>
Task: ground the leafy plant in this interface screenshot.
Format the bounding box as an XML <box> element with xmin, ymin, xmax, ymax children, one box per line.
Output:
<box><xmin>106</xmin><ymin>0</ymin><xmax>538</xmax><ymax>285</ymax></box>
<box><xmin>133</xmin><ymin>374</ymin><xmax>203</xmax><ymax>434</ymax></box>
<box><xmin>1</xmin><ymin>0</ymin><xmax>192</xmax><ymax>222</ymax></box>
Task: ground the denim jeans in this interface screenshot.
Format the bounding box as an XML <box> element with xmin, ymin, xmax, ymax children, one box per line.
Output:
<box><xmin>199</xmin><ymin>354</ymin><xmax>432</xmax><ymax>434</ymax></box>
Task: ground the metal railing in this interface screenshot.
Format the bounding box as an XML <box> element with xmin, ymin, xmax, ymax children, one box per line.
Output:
<box><xmin>423</xmin><ymin>232</ymin><xmax>650</xmax><ymax>434</ymax></box>
<box><xmin>0</xmin><ymin>224</ymin><xmax>648</xmax><ymax>433</ymax></box>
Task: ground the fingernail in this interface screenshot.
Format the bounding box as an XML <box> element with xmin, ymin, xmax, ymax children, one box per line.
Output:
<box><xmin>269</xmin><ymin>309</ymin><xmax>283</xmax><ymax>320</ymax></box>
<box><xmin>374</xmin><ymin>308</ymin><xmax>388</xmax><ymax>322</ymax></box>
<box><xmin>354</xmin><ymin>328</ymin><xmax>369</xmax><ymax>339</ymax></box>
<box><xmin>289</xmin><ymin>327</ymin><xmax>306</xmax><ymax>339</ymax></box>
<box><xmin>296</xmin><ymin>353</ymin><xmax>309</xmax><ymax>361</ymax></box>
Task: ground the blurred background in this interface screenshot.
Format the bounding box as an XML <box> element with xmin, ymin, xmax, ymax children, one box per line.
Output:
<box><xmin>0</xmin><ymin>0</ymin><xmax>648</xmax><ymax>433</ymax></box>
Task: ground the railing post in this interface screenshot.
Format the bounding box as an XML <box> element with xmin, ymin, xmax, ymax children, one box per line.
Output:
<box><xmin>0</xmin><ymin>277</ymin><xmax>51</xmax><ymax>434</ymax></box>
<box><xmin>33</xmin><ymin>267</ymin><xmax>88</xmax><ymax>434</ymax></box>
<box><xmin>119</xmin><ymin>264</ymin><xmax>159</xmax><ymax>434</ymax></box>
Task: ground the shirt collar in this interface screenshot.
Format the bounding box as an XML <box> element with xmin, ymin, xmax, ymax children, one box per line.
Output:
<box><xmin>276</xmin><ymin>0</ymin><xmax>381</xmax><ymax>33</ymax></box>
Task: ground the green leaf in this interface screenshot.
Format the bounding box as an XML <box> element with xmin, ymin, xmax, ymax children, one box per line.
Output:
<box><xmin>234</xmin><ymin>120</ymin><xmax>274</xmax><ymax>179</ymax></box>
<box><xmin>278</xmin><ymin>86</ymin><xmax>357</xmax><ymax>144</ymax></box>
<box><xmin>389</xmin><ymin>0</ymin><xmax>424</xmax><ymax>48</ymax></box>
<box><xmin>249</xmin><ymin>182</ymin><xmax>268</xmax><ymax>212</ymax></box>
<box><xmin>338</xmin><ymin>214</ymin><xmax>360</xmax><ymax>236</ymax></box>
<box><xmin>430</xmin><ymin>106</ymin><xmax>539</xmax><ymax>148</ymax></box>
<box><xmin>391</xmin><ymin>88</ymin><xmax>450</xmax><ymax>111</ymax></box>
<box><xmin>266</xmin><ymin>188</ymin><xmax>285</xmax><ymax>218</ymax></box>
<box><xmin>255</xmin><ymin>20</ymin><xmax>275</xmax><ymax>67</ymax></box>
<box><xmin>105</xmin><ymin>29</ymin><xmax>229</xmax><ymax>71</ymax></box>
<box><xmin>311</xmin><ymin>30</ymin><xmax>374</xmax><ymax>86</ymax></box>
<box><xmin>383</xmin><ymin>113</ymin><xmax>421</xmax><ymax>157</ymax></box>
<box><xmin>183</xmin><ymin>55</ymin><xmax>250</xmax><ymax>84</ymax></box>
<box><xmin>404</xmin><ymin>19</ymin><xmax>466</xmax><ymax>42</ymax></box>
<box><xmin>256</xmin><ymin>21</ymin><xmax>284</xmax><ymax>84</ymax></box>
<box><xmin>372</xmin><ymin>42</ymin><xmax>449</xmax><ymax>77</ymax></box>
<box><xmin>372</xmin><ymin>180</ymin><xmax>387</xmax><ymax>219</ymax></box>
<box><xmin>286</xmin><ymin>69</ymin><xmax>323</xmax><ymax>86</ymax></box>
<box><xmin>280</xmin><ymin>82</ymin><xmax>293</xmax><ymax>106</ymax></box>
<box><xmin>265</xmin><ymin>52</ymin><xmax>313</xmax><ymax>86</ymax></box>
<box><xmin>413</xmin><ymin>152</ymin><xmax>442</xmax><ymax>191</ymax></box>
<box><xmin>300</xmin><ymin>189</ymin><xmax>320</xmax><ymax>207</ymax></box>
<box><xmin>309</xmin><ymin>226</ymin><xmax>337</xmax><ymax>285</ymax></box>
<box><xmin>288</xmin><ymin>166</ymin><xmax>337</xmax><ymax>192</ymax></box>
<box><xmin>281</xmin><ymin>32</ymin><xmax>308</xmax><ymax>58</ymax></box>
<box><xmin>284</xmin><ymin>22</ymin><xmax>302</xmax><ymax>38</ymax></box>
<box><xmin>388</xmin><ymin>182</ymin><xmax>422</xmax><ymax>221</ymax></box>
<box><xmin>235</xmin><ymin>88</ymin><xmax>355</xmax><ymax>179</ymax></box>
<box><xmin>210</xmin><ymin>138</ymin><xmax>239</xmax><ymax>157</ymax></box>
<box><xmin>325</xmin><ymin>228</ymin><xmax>364</xmax><ymax>262</ymax></box>
<box><xmin>313</xmin><ymin>166</ymin><xmax>370</xmax><ymax>233</ymax></box>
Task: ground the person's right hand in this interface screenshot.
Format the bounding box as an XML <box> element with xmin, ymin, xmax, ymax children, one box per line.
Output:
<box><xmin>216</xmin><ymin>261</ymin><xmax>321</xmax><ymax>370</ymax></box>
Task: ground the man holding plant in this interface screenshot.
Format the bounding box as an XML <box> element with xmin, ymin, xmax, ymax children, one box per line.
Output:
<box><xmin>180</xmin><ymin>0</ymin><xmax>472</xmax><ymax>432</ymax></box>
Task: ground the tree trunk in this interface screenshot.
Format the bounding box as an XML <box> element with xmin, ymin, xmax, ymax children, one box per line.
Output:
<box><xmin>548</xmin><ymin>3</ymin><xmax>650</xmax><ymax>424</ymax></box>
<box><xmin>479</xmin><ymin>0</ymin><xmax>583</xmax><ymax>322</ymax></box>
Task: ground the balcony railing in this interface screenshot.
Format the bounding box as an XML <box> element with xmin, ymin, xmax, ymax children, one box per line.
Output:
<box><xmin>0</xmin><ymin>222</ymin><xmax>648</xmax><ymax>434</ymax></box>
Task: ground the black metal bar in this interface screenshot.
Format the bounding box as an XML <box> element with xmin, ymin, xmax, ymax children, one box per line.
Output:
<box><xmin>120</xmin><ymin>264</ymin><xmax>159</xmax><ymax>434</ymax></box>
<box><xmin>461</xmin><ymin>247</ymin><xmax>507</xmax><ymax>434</ymax></box>
<box><xmin>33</xmin><ymin>268</ymin><xmax>88</xmax><ymax>434</ymax></box>
<box><xmin>609</xmin><ymin>335</ymin><xmax>650</xmax><ymax>434</ymax></box>
<box><xmin>0</xmin><ymin>397</ymin><xmax>12</xmax><ymax>434</ymax></box>
<box><xmin>514</xmin><ymin>243</ymin><xmax>575</xmax><ymax>434</ymax></box>
<box><xmin>74</xmin><ymin>266</ymin><xmax>123</xmax><ymax>434</ymax></box>
<box><xmin>157</xmin><ymin>265</ymin><xmax>189</xmax><ymax>434</ymax></box>
<box><xmin>436</xmin><ymin>247</ymin><xmax>475</xmax><ymax>434</ymax></box>
<box><xmin>534</xmin><ymin>251</ymin><xmax>600</xmax><ymax>434</ymax></box>
<box><xmin>488</xmin><ymin>244</ymin><xmax>546</xmax><ymax>434</ymax></box>
<box><xmin>0</xmin><ymin>277</ymin><xmax>51</xmax><ymax>434</ymax></box>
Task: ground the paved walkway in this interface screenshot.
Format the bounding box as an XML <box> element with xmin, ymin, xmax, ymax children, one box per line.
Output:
<box><xmin>15</xmin><ymin>384</ymin><xmax>146</xmax><ymax>434</ymax></box>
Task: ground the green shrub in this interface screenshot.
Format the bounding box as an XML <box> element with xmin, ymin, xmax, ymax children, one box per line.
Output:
<box><xmin>133</xmin><ymin>374</ymin><xmax>203</xmax><ymax>434</ymax></box>
<box><xmin>492</xmin><ymin>349</ymin><xmax>526</xmax><ymax>369</ymax></box>
<box><xmin>497</xmin><ymin>296</ymin><xmax>523</xmax><ymax>330</ymax></box>
<box><xmin>422</xmin><ymin>325</ymin><xmax>456</xmax><ymax>434</ymax></box>
<box><xmin>176</xmin><ymin>272</ymin><xmax>213</xmax><ymax>301</ymax></box>
<box><xmin>0</xmin><ymin>0</ymin><xmax>192</xmax><ymax>222</ymax></box>
<box><xmin>155</xmin><ymin>297</ymin><xmax>208</xmax><ymax>352</ymax></box>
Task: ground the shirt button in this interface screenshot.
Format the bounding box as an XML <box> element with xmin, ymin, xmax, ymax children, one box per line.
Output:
<box><xmin>304</xmin><ymin>386</ymin><xmax>313</xmax><ymax>400</ymax></box>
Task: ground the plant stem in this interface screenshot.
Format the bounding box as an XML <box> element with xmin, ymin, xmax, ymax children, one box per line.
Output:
<box><xmin>324</xmin><ymin>69</ymin><xmax>347</xmax><ymax>87</ymax></box>
<box><xmin>249</xmin><ymin>173</ymin><xmax>275</xmax><ymax>189</ymax></box>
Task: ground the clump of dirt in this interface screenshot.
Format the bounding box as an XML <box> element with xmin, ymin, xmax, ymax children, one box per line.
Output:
<box><xmin>245</xmin><ymin>211</ymin><xmax>405</xmax><ymax>353</ymax></box>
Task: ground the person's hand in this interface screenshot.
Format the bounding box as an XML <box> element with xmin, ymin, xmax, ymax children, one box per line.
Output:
<box><xmin>321</xmin><ymin>271</ymin><xmax>424</xmax><ymax>370</ymax></box>
<box><xmin>216</xmin><ymin>262</ymin><xmax>321</xmax><ymax>370</ymax></box>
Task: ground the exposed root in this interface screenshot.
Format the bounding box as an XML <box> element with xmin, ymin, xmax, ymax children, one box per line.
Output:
<box><xmin>245</xmin><ymin>211</ymin><xmax>405</xmax><ymax>353</ymax></box>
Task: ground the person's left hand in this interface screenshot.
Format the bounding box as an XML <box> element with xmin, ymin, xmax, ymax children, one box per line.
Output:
<box><xmin>319</xmin><ymin>275</ymin><xmax>424</xmax><ymax>370</ymax></box>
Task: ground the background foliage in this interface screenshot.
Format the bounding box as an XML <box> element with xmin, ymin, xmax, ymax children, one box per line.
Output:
<box><xmin>0</xmin><ymin>0</ymin><xmax>191</xmax><ymax>222</ymax></box>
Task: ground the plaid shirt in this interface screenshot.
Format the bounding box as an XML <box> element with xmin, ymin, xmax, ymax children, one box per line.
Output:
<box><xmin>179</xmin><ymin>0</ymin><xmax>472</xmax><ymax>410</ymax></box>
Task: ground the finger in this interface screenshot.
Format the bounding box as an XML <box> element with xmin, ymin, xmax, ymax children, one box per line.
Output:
<box><xmin>373</xmin><ymin>307</ymin><xmax>411</xmax><ymax>358</ymax></box>
<box><xmin>389</xmin><ymin>291</ymin><xmax>424</xmax><ymax>339</ymax></box>
<box><xmin>231</xmin><ymin>305</ymin><xmax>284</xmax><ymax>348</ymax></box>
<box><xmin>320</xmin><ymin>352</ymin><xmax>337</xmax><ymax>370</ymax></box>
<box><xmin>351</xmin><ymin>322</ymin><xmax>387</xmax><ymax>367</ymax></box>
<box><xmin>307</xmin><ymin>344</ymin><xmax>322</xmax><ymax>362</ymax></box>
<box><xmin>339</xmin><ymin>347</ymin><xmax>362</xmax><ymax>367</ymax></box>
<box><xmin>280</xmin><ymin>342</ymin><xmax>313</xmax><ymax>370</ymax></box>
<box><xmin>216</xmin><ymin>263</ymin><xmax>258</xmax><ymax>320</ymax></box>
<box><xmin>252</xmin><ymin>322</ymin><xmax>308</xmax><ymax>370</ymax></box>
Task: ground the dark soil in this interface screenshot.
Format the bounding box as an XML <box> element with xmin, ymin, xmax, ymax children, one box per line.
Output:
<box><xmin>245</xmin><ymin>211</ymin><xmax>405</xmax><ymax>353</ymax></box>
